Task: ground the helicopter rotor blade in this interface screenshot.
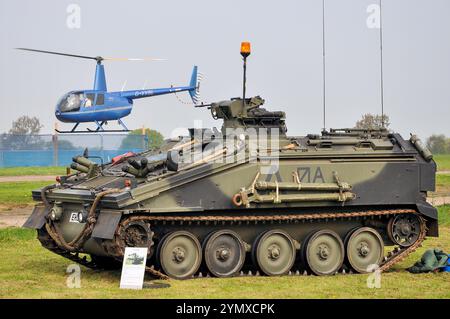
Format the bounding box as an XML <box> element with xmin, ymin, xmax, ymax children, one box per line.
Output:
<box><xmin>16</xmin><ymin>48</ymin><xmax>166</xmax><ymax>64</ymax></box>
<box><xmin>15</xmin><ymin>48</ymin><xmax>99</xmax><ymax>61</ymax></box>
<box><xmin>103</xmin><ymin>57</ymin><xmax>166</xmax><ymax>62</ymax></box>
<box><xmin>16</xmin><ymin>48</ymin><xmax>166</xmax><ymax>63</ymax></box>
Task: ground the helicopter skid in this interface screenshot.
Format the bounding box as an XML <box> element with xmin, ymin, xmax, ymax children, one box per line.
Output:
<box><xmin>55</xmin><ymin>120</ymin><xmax>130</xmax><ymax>133</ymax></box>
<box><xmin>55</xmin><ymin>129</ymin><xmax>130</xmax><ymax>134</ymax></box>
<box><xmin>86</xmin><ymin>128</ymin><xmax>130</xmax><ymax>133</ymax></box>
<box><xmin>54</xmin><ymin>119</ymin><xmax>131</xmax><ymax>133</ymax></box>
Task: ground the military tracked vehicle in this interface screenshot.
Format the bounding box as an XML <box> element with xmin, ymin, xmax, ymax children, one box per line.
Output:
<box><xmin>24</xmin><ymin>45</ymin><xmax>437</xmax><ymax>279</ymax></box>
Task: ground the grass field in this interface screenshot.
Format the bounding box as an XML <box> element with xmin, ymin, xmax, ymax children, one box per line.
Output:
<box><xmin>435</xmin><ymin>174</ymin><xmax>450</xmax><ymax>197</ymax></box>
<box><xmin>0</xmin><ymin>166</ymin><xmax>65</xmax><ymax>176</ymax></box>
<box><xmin>435</xmin><ymin>154</ymin><xmax>450</xmax><ymax>171</ymax></box>
<box><xmin>0</xmin><ymin>206</ymin><xmax>449</xmax><ymax>299</ymax></box>
<box><xmin>438</xmin><ymin>205</ymin><xmax>450</xmax><ymax>224</ymax></box>
<box><xmin>0</xmin><ymin>181</ymin><xmax>51</xmax><ymax>205</ymax></box>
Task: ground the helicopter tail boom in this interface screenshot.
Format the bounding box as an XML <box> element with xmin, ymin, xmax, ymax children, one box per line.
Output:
<box><xmin>119</xmin><ymin>66</ymin><xmax>200</xmax><ymax>102</ymax></box>
<box><xmin>120</xmin><ymin>86</ymin><xmax>192</xmax><ymax>100</ymax></box>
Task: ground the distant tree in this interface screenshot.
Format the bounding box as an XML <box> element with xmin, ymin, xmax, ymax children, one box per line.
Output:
<box><xmin>42</xmin><ymin>139</ymin><xmax>77</xmax><ymax>150</ymax></box>
<box><xmin>426</xmin><ymin>134</ymin><xmax>450</xmax><ymax>154</ymax></box>
<box><xmin>57</xmin><ymin>140</ymin><xmax>77</xmax><ymax>150</ymax></box>
<box><xmin>8</xmin><ymin>116</ymin><xmax>43</xmax><ymax>135</ymax></box>
<box><xmin>119</xmin><ymin>128</ymin><xmax>164</xmax><ymax>151</ymax></box>
<box><xmin>355</xmin><ymin>113</ymin><xmax>390</xmax><ymax>130</ymax></box>
<box><xmin>2</xmin><ymin>116</ymin><xmax>44</xmax><ymax>150</ymax></box>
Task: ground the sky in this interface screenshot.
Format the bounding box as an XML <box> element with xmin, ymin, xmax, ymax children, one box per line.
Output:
<box><xmin>0</xmin><ymin>0</ymin><xmax>449</xmax><ymax>140</ymax></box>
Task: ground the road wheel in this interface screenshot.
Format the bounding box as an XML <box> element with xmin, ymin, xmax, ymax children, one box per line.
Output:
<box><xmin>253</xmin><ymin>229</ymin><xmax>296</xmax><ymax>276</ymax></box>
<box><xmin>157</xmin><ymin>231</ymin><xmax>202</xmax><ymax>279</ymax></box>
<box><xmin>345</xmin><ymin>227</ymin><xmax>384</xmax><ymax>273</ymax></box>
<box><xmin>203</xmin><ymin>230</ymin><xmax>245</xmax><ymax>277</ymax></box>
<box><xmin>303</xmin><ymin>229</ymin><xmax>344</xmax><ymax>276</ymax></box>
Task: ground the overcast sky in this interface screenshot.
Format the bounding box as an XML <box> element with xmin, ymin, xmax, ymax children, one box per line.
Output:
<box><xmin>0</xmin><ymin>0</ymin><xmax>449</xmax><ymax>139</ymax></box>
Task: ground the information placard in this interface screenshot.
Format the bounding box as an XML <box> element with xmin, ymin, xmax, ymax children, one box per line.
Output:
<box><xmin>119</xmin><ymin>247</ymin><xmax>148</xmax><ymax>289</ymax></box>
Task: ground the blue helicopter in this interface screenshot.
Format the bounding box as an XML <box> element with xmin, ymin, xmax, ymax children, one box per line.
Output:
<box><xmin>17</xmin><ymin>48</ymin><xmax>200</xmax><ymax>133</ymax></box>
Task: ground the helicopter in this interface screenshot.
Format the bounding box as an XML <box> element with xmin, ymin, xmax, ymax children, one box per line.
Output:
<box><xmin>17</xmin><ymin>48</ymin><xmax>201</xmax><ymax>133</ymax></box>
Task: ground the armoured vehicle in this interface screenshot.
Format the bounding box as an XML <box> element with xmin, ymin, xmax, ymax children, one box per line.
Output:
<box><xmin>24</xmin><ymin>47</ymin><xmax>437</xmax><ymax>280</ymax></box>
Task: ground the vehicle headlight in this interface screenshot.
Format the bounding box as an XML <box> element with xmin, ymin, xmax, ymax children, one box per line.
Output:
<box><xmin>77</xmin><ymin>211</ymin><xmax>88</xmax><ymax>223</ymax></box>
<box><xmin>49</xmin><ymin>205</ymin><xmax>63</xmax><ymax>221</ymax></box>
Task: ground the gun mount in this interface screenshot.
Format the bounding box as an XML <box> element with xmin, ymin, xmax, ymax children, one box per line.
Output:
<box><xmin>210</xmin><ymin>96</ymin><xmax>287</xmax><ymax>135</ymax></box>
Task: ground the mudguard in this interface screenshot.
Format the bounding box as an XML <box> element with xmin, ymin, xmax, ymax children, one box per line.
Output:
<box><xmin>22</xmin><ymin>205</ymin><xmax>49</xmax><ymax>230</ymax></box>
<box><xmin>91</xmin><ymin>210</ymin><xmax>122</xmax><ymax>240</ymax></box>
<box><xmin>416</xmin><ymin>201</ymin><xmax>439</xmax><ymax>237</ymax></box>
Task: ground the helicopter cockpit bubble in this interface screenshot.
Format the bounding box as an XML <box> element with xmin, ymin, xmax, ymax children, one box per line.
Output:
<box><xmin>57</xmin><ymin>91</ymin><xmax>84</xmax><ymax>113</ymax></box>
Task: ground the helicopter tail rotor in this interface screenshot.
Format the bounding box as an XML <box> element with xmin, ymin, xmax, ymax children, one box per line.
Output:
<box><xmin>188</xmin><ymin>66</ymin><xmax>203</xmax><ymax>104</ymax></box>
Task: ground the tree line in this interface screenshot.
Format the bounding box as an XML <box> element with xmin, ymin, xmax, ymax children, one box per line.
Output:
<box><xmin>0</xmin><ymin>116</ymin><xmax>163</xmax><ymax>151</ymax></box>
<box><xmin>355</xmin><ymin>113</ymin><xmax>449</xmax><ymax>154</ymax></box>
<box><xmin>425</xmin><ymin>135</ymin><xmax>450</xmax><ymax>154</ymax></box>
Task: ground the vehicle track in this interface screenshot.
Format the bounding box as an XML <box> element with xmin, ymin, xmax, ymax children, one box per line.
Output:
<box><xmin>38</xmin><ymin>208</ymin><xmax>426</xmax><ymax>280</ymax></box>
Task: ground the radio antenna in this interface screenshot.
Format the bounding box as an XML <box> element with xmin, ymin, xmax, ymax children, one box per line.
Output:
<box><xmin>379</xmin><ymin>0</ymin><xmax>385</xmax><ymax>128</ymax></box>
<box><xmin>322</xmin><ymin>0</ymin><xmax>327</xmax><ymax>133</ymax></box>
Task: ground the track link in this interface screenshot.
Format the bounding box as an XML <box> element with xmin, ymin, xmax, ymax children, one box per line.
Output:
<box><xmin>37</xmin><ymin>228</ymin><xmax>102</xmax><ymax>270</ymax></box>
<box><xmin>38</xmin><ymin>208</ymin><xmax>427</xmax><ymax>279</ymax></box>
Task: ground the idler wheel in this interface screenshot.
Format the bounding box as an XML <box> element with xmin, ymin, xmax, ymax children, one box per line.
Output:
<box><xmin>157</xmin><ymin>231</ymin><xmax>202</xmax><ymax>279</ymax></box>
<box><xmin>387</xmin><ymin>214</ymin><xmax>421</xmax><ymax>247</ymax></box>
<box><xmin>252</xmin><ymin>229</ymin><xmax>296</xmax><ymax>276</ymax></box>
<box><xmin>203</xmin><ymin>230</ymin><xmax>245</xmax><ymax>278</ymax></box>
<box><xmin>345</xmin><ymin>227</ymin><xmax>384</xmax><ymax>273</ymax></box>
<box><xmin>303</xmin><ymin>229</ymin><xmax>344</xmax><ymax>276</ymax></box>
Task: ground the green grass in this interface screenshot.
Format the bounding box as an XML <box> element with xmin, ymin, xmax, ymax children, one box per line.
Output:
<box><xmin>435</xmin><ymin>154</ymin><xmax>450</xmax><ymax>171</ymax></box>
<box><xmin>437</xmin><ymin>174</ymin><xmax>450</xmax><ymax>186</ymax></box>
<box><xmin>435</xmin><ymin>174</ymin><xmax>450</xmax><ymax>196</ymax></box>
<box><xmin>0</xmin><ymin>222</ymin><xmax>449</xmax><ymax>298</ymax></box>
<box><xmin>0</xmin><ymin>227</ymin><xmax>36</xmax><ymax>242</ymax></box>
<box><xmin>0</xmin><ymin>166</ymin><xmax>65</xmax><ymax>176</ymax></box>
<box><xmin>0</xmin><ymin>181</ymin><xmax>50</xmax><ymax>205</ymax></box>
<box><xmin>438</xmin><ymin>205</ymin><xmax>450</xmax><ymax>226</ymax></box>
